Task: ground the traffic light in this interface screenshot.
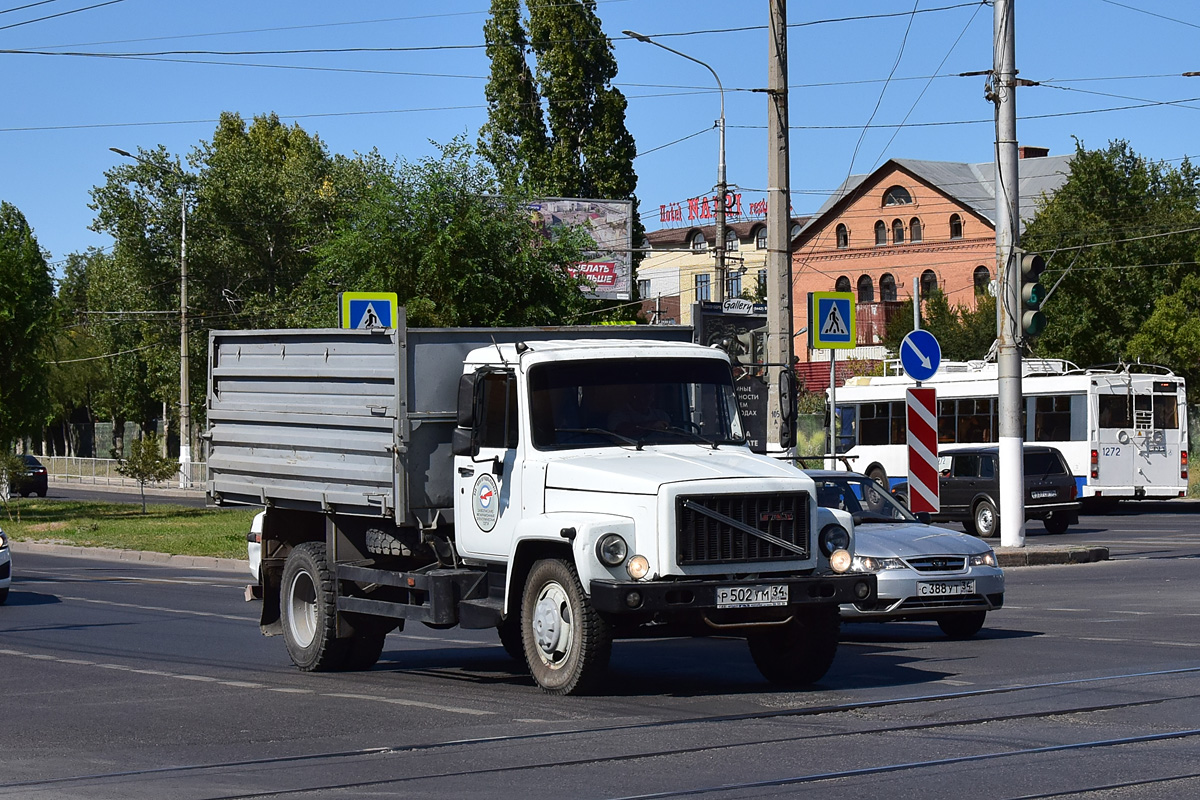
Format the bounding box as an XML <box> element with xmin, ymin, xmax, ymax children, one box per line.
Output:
<box><xmin>1019</xmin><ymin>250</ymin><xmax>1047</xmax><ymax>337</ymax></box>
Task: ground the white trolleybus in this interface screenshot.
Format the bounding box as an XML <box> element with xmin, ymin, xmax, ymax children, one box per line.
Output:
<box><xmin>829</xmin><ymin>359</ymin><xmax>1188</xmax><ymax>502</ymax></box>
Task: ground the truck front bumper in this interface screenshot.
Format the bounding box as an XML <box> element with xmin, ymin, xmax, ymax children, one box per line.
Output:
<box><xmin>589</xmin><ymin>573</ymin><xmax>877</xmax><ymax>615</ymax></box>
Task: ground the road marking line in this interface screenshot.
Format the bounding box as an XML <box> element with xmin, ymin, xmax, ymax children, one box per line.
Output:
<box><xmin>325</xmin><ymin>691</ymin><xmax>491</xmax><ymax>716</ymax></box>
<box><xmin>57</xmin><ymin>594</ymin><xmax>257</xmax><ymax>622</ymax></box>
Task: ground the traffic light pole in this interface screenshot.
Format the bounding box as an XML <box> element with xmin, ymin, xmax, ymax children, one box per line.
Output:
<box><xmin>994</xmin><ymin>0</ymin><xmax>1025</xmax><ymax>548</ymax></box>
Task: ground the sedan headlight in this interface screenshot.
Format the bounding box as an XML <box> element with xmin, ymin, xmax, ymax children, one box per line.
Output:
<box><xmin>819</xmin><ymin>523</ymin><xmax>850</xmax><ymax>557</ymax></box>
<box><xmin>970</xmin><ymin>549</ymin><xmax>997</xmax><ymax>567</ymax></box>
<box><xmin>850</xmin><ymin>555</ymin><xmax>907</xmax><ymax>573</ymax></box>
<box><xmin>595</xmin><ymin>533</ymin><xmax>629</xmax><ymax>567</ymax></box>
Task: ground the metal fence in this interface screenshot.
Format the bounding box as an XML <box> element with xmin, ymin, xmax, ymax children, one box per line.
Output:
<box><xmin>44</xmin><ymin>456</ymin><xmax>207</xmax><ymax>490</ymax></box>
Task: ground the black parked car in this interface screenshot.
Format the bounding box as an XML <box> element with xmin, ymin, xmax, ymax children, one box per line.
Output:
<box><xmin>892</xmin><ymin>445</ymin><xmax>1079</xmax><ymax>537</ymax></box>
<box><xmin>8</xmin><ymin>454</ymin><xmax>48</xmax><ymax>497</ymax></box>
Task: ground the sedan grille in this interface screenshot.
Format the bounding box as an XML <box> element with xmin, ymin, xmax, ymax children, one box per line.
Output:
<box><xmin>676</xmin><ymin>492</ymin><xmax>810</xmax><ymax>565</ymax></box>
<box><xmin>906</xmin><ymin>556</ymin><xmax>967</xmax><ymax>573</ymax></box>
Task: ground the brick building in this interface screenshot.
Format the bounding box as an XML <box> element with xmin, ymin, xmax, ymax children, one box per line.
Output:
<box><xmin>791</xmin><ymin>148</ymin><xmax>1072</xmax><ymax>367</ymax></box>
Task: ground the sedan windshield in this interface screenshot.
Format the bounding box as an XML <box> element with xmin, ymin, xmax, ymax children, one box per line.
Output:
<box><xmin>813</xmin><ymin>475</ymin><xmax>918</xmax><ymax>524</ymax></box>
<box><xmin>528</xmin><ymin>357</ymin><xmax>745</xmax><ymax>450</ymax></box>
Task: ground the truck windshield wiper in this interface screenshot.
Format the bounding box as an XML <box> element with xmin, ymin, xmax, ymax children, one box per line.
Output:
<box><xmin>650</xmin><ymin>426</ymin><xmax>719</xmax><ymax>450</ymax></box>
<box><xmin>556</xmin><ymin>427</ymin><xmax>641</xmax><ymax>448</ymax></box>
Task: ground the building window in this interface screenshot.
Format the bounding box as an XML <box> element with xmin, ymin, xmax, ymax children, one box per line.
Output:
<box><xmin>874</xmin><ymin>220</ymin><xmax>887</xmax><ymax>246</ymax></box>
<box><xmin>892</xmin><ymin>219</ymin><xmax>904</xmax><ymax>244</ymax></box>
<box><xmin>880</xmin><ymin>273</ymin><xmax>897</xmax><ymax>302</ymax></box>
<box><xmin>949</xmin><ymin>214</ymin><xmax>963</xmax><ymax>240</ymax></box>
<box><xmin>755</xmin><ymin>226</ymin><xmax>767</xmax><ymax>250</ymax></box>
<box><xmin>920</xmin><ymin>269</ymin><xmax>938</xmax><ymax>297</ymax></box>
<box><xmin>910</xmin><ymin>217</ymin><xmax>922</xmax><ymax>242</ymax></box>
<box><xmin>725</xmin><ymin>229</ymin><xmax>739</xmax><ymax>252</ymax></box>
<box><xmin>835</xmin><ymin>275</ymin><xmax>851</xmax><ymax>293</ymax></box>
<box><xmin>883</xmin><ymin>185</ymin><xmax>913</xmax><ymax>206</ymax></box>
<box><xmin>836</xmin><ymin>223</ymin><xmax>849</xmax><ymax>249</ymax></box>
<box><xmin>857</xmin><ymin>274</ymin><xmax>874</xmax><ymax>303</ymax></box>
<box><xmin>691</xmin><ymin>231</ymin><xmax>708</xmax><ymax>252</ymax></box>
<box><xmin>695</xmin><ymin>273</ymin><xmax>711</xmax><ymax>301</ymax></box>
<box><xmin>726</xmin><ymin>271</ymin><xmax>742</xmax><ymax>298</ymax></box>
<box><xmin>973</xmin><ymin>265</ymin><xmax>991</xmax><ymax>295</ymax></box>
<box><xmin>637</xmin><ymin>279</ymin><xmax>651</xmax><ymax>298</ymax></box>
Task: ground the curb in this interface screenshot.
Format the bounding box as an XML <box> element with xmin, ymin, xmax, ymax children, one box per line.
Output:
<box><xmin>11</xmin><ymin>540</ymin><xmax>248</xmax><ymax>573</ymax></box>
<box><xmin>995</xmin><ymin>545</ymin><xmax>1109</xmax><ymax>567</ymax></box>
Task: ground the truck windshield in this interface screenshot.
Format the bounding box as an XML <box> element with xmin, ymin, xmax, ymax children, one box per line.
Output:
<box><xmin>528</xmin><ymin>358</ymin><xmax>745</xmax><ymax>450</ymax></box>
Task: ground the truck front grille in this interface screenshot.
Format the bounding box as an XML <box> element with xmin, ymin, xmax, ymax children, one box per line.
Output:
<box><xmin>676</xmin><ymin>492</ymin><xmax>810</xmax><ymax>565</ymax></box>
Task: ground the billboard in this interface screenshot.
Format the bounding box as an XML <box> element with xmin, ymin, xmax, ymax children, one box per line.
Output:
<box><xmin>529</xmin><ymin>198</ymin><xmax>633</xmax><ymax>301</ymax></box>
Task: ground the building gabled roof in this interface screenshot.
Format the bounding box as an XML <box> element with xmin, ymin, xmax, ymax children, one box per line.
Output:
<box><xmin>800</xmin><ymin>153</ymin><xmax>1073</xmax><ymax>237</ymax></box>
<box><xmin>646</xmin><ymin>217</ymin><xmax>809</xmax><ymax>249</ymax></box>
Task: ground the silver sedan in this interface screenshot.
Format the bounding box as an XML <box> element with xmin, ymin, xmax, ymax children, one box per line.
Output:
<box><xmin>806</xmin><ymin>470</ymin><xmax>1004</xmax><ymax>639</ymax></box>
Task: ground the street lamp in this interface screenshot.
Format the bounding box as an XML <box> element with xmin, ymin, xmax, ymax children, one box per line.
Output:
<box><xmin>623</xmin><ymin>29</ymin><xmax>728</xmax><ymax>302</ymax></box>
<box><xmin>110</xmin><ymin>147</ymin><xmax>192</xmax><ymax>488</ymax></box>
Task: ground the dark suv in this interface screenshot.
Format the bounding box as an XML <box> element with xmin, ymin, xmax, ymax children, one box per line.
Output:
<box><xmin>893</xmin><ymin>445</ymin><xmax>1079</xmax><ymax>537</ymax></box>
<box><xmin>8</xmin><ymin>454</ymin><xmax>48</xmax><ymax>497</ymax></box>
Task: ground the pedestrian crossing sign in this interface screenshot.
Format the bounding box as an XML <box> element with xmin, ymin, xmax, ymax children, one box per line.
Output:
<box><xmin>808</xmin><ymin>291</ymin><xmax>856</xmax><ymax>349</ymax></box>
<box><xmin>339</xmin><ymin>292</ymin><xmax>398</xmax><ymax>330</ymax></box>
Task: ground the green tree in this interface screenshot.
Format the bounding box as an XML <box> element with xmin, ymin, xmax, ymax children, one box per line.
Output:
<box><xmin>882</xmin><ymin>290</ymin><xmax>997</xmax><ymax>362</ymax></box>
<box><xmin>480</xmin><ymin>0</ymin><xmax>644</xmax><ymax>320</ymax></box>
<box><xmin>1022</xmin><ymin>140</ymin><xmax>1200</xmax><ymax>368</ymax></box>
<box><xmin>307</xmin><ymin>140</ymin><xmax>593</xmax><ymax>327</ymax></box>
<box><xmin>116</xmin><ymin>433</ymin><xmax>178</xmax><ymax>513</ymax></box>
<box><xmin>0</xmin><ymin>201</ymin><xmax>54</xmax><ymax>448</ymax></box>
<box><xmin>1126</xmin><ymin>273</ymin><xmax>1200</xmax><ymax>402</ymax></box>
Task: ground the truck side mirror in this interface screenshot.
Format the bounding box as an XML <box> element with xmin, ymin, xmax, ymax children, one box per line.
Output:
<box><xmin>456</xmin><ymin>371</ymin><xmax>478</xmax><ymax>428</ymax></box>
<box><xmin>451</xmin><ymin>426</ymin><xmax>478</xmax><ymax>457</ymax></box>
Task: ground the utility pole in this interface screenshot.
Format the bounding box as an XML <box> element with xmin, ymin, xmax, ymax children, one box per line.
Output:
<box><xmin>993</xmin><ymin>0</ymin><xmax>1025</xmax><ymax>547</ymax></box>
<box><xmin>765</xmin><ymin>0</ymin><xmax>794</xmax><ymax>451</ymax></box>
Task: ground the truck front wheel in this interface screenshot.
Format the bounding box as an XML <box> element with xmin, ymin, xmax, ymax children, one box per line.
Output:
<box><xmin>747</xmin><ymin>606</ymin><xmax>840</xmax><ymax>686</ymax></box>
<box><xmin>521</xmin><ymin>558</ymin><xmax>612</xmax><ymax>695</ymax></box>
<box><xmin>281</xmin><ymin>542</ymin><xmax>349</xmax><ymax>671</ymax></box>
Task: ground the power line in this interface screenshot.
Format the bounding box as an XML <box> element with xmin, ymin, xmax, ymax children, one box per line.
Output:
<box><xmin>0</xmin><ymin>0</ymin><xmax>124</xmax><ymax>33</ymax></box>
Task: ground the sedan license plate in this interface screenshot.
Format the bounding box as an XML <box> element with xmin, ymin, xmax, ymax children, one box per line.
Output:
<box><xmin>716</xmin><ymin>584</ymin><xmax>788</xmax><ymax>609</ymax></box>
<box><xmin>918</xmin><ymin>580</ymin><xmax>975</xmax><ymax>597</ymax></box>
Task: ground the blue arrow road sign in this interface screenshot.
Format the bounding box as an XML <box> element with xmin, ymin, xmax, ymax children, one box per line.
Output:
<box><xmin>900</xmin><ymin>329</ymin><xmax>942</xmax><ymax>381</ymax></box>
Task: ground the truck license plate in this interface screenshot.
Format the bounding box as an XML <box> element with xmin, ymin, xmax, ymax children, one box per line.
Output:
<box><xmin>716</xmin><ymin>584</ymin><xmax>788</xmax><ymax>609</ymax></box>
<box><xmin>917</xmin><ymin>580</ymin><xmax>975</xmax><ymax>597</ymax></box>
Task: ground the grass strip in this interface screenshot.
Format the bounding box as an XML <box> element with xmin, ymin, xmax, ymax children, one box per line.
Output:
<box><xmin>1</xmin><ymin>499</ymin><xmax>254</xmax><ymax>559</ymax></box>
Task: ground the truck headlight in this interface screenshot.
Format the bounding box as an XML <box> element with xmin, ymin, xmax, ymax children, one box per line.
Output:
<box><xmin>626</xmin><ymin>555</ymin><xmax>650</xmax><ymax>580</ymax></box>
<box><xmin>596</xmin><ymin>533</ymin><xmax>629</xmax><ymax>566</ymax></box>
<box><xmin>819</xmin><ymin>524</ymin><xmax>850</xmax><ymax>557</ymax></box>
<box><xmin>829</xmin><ymin>549</ymin><xmax>852</xmax><ymax>574</ymax></box>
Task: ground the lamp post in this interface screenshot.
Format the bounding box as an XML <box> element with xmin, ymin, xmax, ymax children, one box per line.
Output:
<box><xmin>110</xmin><ymin>147</ymin><xmax>192</xmax><ymax>488</ymax></box>
<box><xmin>623</xmin><ymin>29</ymin><xmax>728</xmax><ymax>302</ymax></box>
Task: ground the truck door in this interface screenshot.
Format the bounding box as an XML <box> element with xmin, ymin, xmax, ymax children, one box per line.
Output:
<box><xmin>454</xmin><ymin>369</ymin><xmax>523</xmax><ymax>559</ymax></box>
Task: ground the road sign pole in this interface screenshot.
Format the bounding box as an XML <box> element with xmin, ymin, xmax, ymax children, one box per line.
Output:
<box><xmin>828</xmin><ymin>348</ymin><xmax>836</xmax><ymax>469</ymax></box>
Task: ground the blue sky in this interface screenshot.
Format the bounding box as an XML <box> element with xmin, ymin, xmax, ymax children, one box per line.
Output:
<box><xmin>3</xmin><ymin>0</ymin><xmax>1199</xmax><ymax>277</ymax></box>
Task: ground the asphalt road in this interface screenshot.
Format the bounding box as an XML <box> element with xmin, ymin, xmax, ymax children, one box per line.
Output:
<box><xmin>3</xmin><ymin>505</ymin><xmax>1199</xmax><ymax>799</ymax></box>
<box><xmin>42</xmin><ymin>481</ymin><xmax>208</xmax><ymax>508</ymax></box>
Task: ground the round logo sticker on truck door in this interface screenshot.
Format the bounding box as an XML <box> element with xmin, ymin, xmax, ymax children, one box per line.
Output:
<box><xmin>472</xmin><ymin>474</ymin><xmax>500</xmax><ymax>532</ymax></box>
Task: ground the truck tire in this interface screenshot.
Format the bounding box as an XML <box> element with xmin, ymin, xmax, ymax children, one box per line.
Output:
<box><xmin>747</xmin><ymin>606</ymin><xmax>840</xmax><ymax>686</ymax></box>
<box><xmin>973</xmin><ymin>499</ymin><xmax>999</xmax><ymax>539</ymax></box>
<box><xmin>521</xmin><ymin>558</ymin><xmax>612</xmax><ymax>695</ymax></box>
<box><xmin>280</xmin><ymin>542</ymin><xmax>349</xmax><ymax>671</ymax></box>
<box><xmin>937</xmin><ymin>610</ymin><xmax>986</xmax><ymax>639</ymax></box>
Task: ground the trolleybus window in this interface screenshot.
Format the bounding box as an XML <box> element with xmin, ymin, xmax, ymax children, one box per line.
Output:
<box><xmin>1034</xmin><ymin>395</ymin><xmax>1072</xmax><ymax>441</ymax></box>
<box><xmin>1099</xmin><ymin>395</ymin><xmax>1131</xmax><ymax>428</ymax></box>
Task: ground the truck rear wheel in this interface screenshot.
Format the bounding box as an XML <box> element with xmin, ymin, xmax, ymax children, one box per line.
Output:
<box><xmin>521</xmin><ymin>558</ymin><xmax>612</xmax><ymax>695</ymax></box>
<box><xmin>281</xmin><ymin>542</ymin><xmax>349</xmax><ymax>671</ymax></box>
<box><xmin>747</xmin><ymin>606</ymin><xmax>840</xmax><ymax>686</ymax></box>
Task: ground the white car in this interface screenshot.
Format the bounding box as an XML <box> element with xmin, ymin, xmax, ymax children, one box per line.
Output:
<box><xmin>807</xmin><ymin>471</ymin><xmax>1005</xmax><ymax>639</ymax></box>
<box><xmin>1</xmin><ymin>526</ymin><xmax>12</xmax><ymax>604</ymax></box>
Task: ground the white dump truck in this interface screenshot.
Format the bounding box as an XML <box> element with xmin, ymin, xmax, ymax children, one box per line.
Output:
<box><xmin>206</xmin><ymin>314</ymin><xmax>875</xmax><ymax>694</ymax></box>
